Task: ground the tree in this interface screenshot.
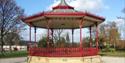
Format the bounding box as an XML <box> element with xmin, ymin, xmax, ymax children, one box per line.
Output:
<box><xmin>4</xmin><ymin>32</ymin><xmax>20</xmax><ymax>51</ymax></box>
<box><xmin>53</xmin><ymin>29</ymin><xmax>64</xmax><ymax>43</ymax></box>
<box><xmin>55</xmin><ymin>37</ymin><xmax>66</xmax><ymax>47</ymax></box>
<box><xmin>117</xmin><ymin>7</ymin><xmax>125</xmax><ymax>40</ymax></box>
<box><xmin>91</xmin><ymin>27</ymin><xmax>96</xmax><ymax>39</ymax></box>
<box><xmin>99</xmin><ymin>22</ymin><xmax>120</xmax><ymax>49</ymax></box>
<box><xmin>121</xmin><ymin>7</ymin><xmax>125</xmax><ymax>39</ymax></box>
<box><xmin>0</xmin><ymin>0</ymin><xmax>24</xmax><ymax>52</ymax></box>
<box><xmin>91</xmin><ymin>26</ymin><xmax>98</xmax><ymax>47</ymax></box>
<box><xmin>66</xmin><ymin>32</ymin><xmax>70</xmax><ymax>43</ymax></box>
<box><xmin>108</xmin><ymin>22</ymin><xmax>120</xmax><ymax>48</ymax></box>
<box><xmin>82</xmin><ymin>37</ymin><xmax>90</xmax><ymax>47</ymax></box>
<box><xmin>99</xmin><ymin>23</ymin><xmax>109</xmax><ymax>47</ymax></box>
<box><xmin>38</xmin><ymin>36</ymin><xmax>47</xmax><ymax>48</ymax></box>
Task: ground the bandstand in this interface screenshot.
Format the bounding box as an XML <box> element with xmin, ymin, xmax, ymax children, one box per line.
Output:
<box><xmin>22</xmin><ymin>0</ymin><xmax>105</xmax><ymax>63</ymax></box>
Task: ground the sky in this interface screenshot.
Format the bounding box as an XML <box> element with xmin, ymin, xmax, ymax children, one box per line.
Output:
<box><xmin>15</xmin><ymin>0</ymin><xmax>125</xmax><ymax>41</ymax></box>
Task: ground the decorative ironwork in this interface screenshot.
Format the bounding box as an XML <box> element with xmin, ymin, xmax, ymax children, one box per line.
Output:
<box><xmin>29</xmin><ymin>48</ymin><xmax>98</xmax><ymax>57</ymax></box>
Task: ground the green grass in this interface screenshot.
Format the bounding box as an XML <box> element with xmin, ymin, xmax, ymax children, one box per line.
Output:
<box><xmin>0</xmin><ymin>51</ymin><xmax>27</xmax><ymax>58</ymax></box>
<box><xmin>99</xmin><ymin>51</ymin><xmax>125</xmax><ymax>57</ymax></box>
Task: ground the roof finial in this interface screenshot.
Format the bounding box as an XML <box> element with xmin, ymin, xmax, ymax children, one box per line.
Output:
<box><xmin>53</xmin><ymin>0</ymin><xmax>74</xmax><ymax>9</ymax></box>
<box><xmin>60</xmin><ymin>0</ymin><xmax>68</xmax><ymax>6</ymax></box>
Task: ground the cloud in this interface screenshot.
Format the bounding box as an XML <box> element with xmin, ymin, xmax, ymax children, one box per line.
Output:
<box><xmin>47</xmin><ymin>0</ymin><xmax>109</xmax><ymax>13</ymax></box>
<box><xmin>47</xmin><ymin>0</ymin><xmax>60</xmax><ymax>10</ymax></box>
<box><xmin>114</xmin><ymin>19</ymin><xmax>125</xmax><ymax>25</ymax></box>
<box><xmin>114</xmin><ymin>18</ymin><xmax>125</xmax><ymax>39</ymax></box>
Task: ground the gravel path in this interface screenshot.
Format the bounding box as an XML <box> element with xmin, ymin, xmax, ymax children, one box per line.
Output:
<box><xmin>0</xmin><ymin>56</ymin><xmax>125</xmax><ymax>63</ymax></box>
<box><xmin>101</xmin><ymin>56</ymin><xmax>125</xmax><ymax>63</ymax></box>
<box><xmin>0</xmin><ymin>57</ymin><xmax>27</xmax><ymax>63</ymax></box>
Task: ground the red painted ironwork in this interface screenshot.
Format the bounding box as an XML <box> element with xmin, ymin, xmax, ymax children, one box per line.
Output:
<box><xmin>79</xmin><ymin>21</ymin><xmax>83</xmax><ymax>48</ymax></box>
<box><xmin>80</xmin><ymin>25</ymin><xmax>82</xmax><ymax>48</ymax></box>
<box><xmin>29</xmin><ymin>26</ymin><xmax>31</xmax><ymax>47</ymax></box>
<box><xmin>47</xmin><ymin>28</ymin><xmax>50</xmax><ymax>47</ymax></box>
<box><xmin>50</xmin><ymin>29</ymin><xmax>53</xmax><ymax>40</ymax></box>
<box><xmin>28</xmin><ymin>26</ymin><xmax>32</xmax><ymax>55</ymax></box>
<box><xmin>85</xmin><ymin>12</ymin><xmax>105</xmax><ymax>21</ymax></box>
<box><xmin>22</xmin><ymin>12</ymin><xmax>105</xmax><ymax>22</ymax></box>
<box><xmin>89</xmin><ymin>26</ymin><xmax>92</xmax><ymax>47</ymax></box>
<box><xmin>96</xmin><ymin>23</ymin><xmax>99</xmax><ymax>49</ymax></box>
<box><xmin>47</xmin><ymin>21</ymin><xmax>50</xmax><ymax>47</ymax></box>
<box><xmin>34</xmin><ymin>27</ymin><xmax>37</xmax><ymax>47</ymax></box>
<box><xmin>72</xmin><ymin>29</ymin><xmax>74</xmax><ymax>45</ymax></box>
<box><xmin>28</xmin><ymin>48</ymin><xmax>98</xmax><ymax>57</ymax></box>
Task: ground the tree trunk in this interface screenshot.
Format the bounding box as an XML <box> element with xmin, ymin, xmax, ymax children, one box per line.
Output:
<box><xmin>9</xmin><ymin>44</ymin><xmax>12</xmax><ymax>52</ymax></box>
<box><xmin>114</xmin><ymin>43</ymin><xmax>115</xmax><ymax>49</ymax></box>
<box><xmin>0</xmin><ymin>33</ymin><xmax>4</xmax><ymax>53</ymax></box>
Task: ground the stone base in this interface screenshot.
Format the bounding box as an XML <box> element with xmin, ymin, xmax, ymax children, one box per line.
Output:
<box><xmin>28</xmin><ymin>55</ymin><xmax>102</xmax><ymax>63</ymax></box>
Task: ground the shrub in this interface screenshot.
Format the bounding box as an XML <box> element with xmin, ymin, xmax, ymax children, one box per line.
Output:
<box><xmin>102</xmin><ymin>48</ymin><xmax>116</xmax><ymax>52</ymax></box>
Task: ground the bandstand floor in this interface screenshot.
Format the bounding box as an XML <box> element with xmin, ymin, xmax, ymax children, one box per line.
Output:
<box><xmin>28</xmin><ymin>55</ymin><xmax>102</xmax><ymax>63</ymax></box>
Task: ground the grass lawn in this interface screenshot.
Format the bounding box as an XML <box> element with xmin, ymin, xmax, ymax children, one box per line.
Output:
<box><xmin>0</xmin><ymin>51</ymin><xmax>27</xmax><ymax>58</ymax></box>
<box><xmin>99</xmin><ymin>51</ymin><xmax>125</xmax><ymax>57</ymax></box>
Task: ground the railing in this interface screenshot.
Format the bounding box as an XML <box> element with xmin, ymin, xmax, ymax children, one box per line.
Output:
<box><xmin>29</xmin><ymin>48</ymin><xmax>98</xmax><ymax>57</ymax></box>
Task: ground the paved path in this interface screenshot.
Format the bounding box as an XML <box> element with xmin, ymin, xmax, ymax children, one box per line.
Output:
<box><xmin>0</xmin><ymin>57</ymin><xmax>27</xmax><ymax>63</ymax></box>
<box><xmin>0</xmin><ymin>56</ymin><xmax>125</xmax><ymax>63</ymax></box>
<box><xmin>101</xmin><ymin>56</ymin><xmax>125</xmax><ymax>63</ymax></box>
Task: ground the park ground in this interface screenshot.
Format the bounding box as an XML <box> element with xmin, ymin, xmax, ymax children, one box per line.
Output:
<box><xmin>0</xmin><ymin>56</ymin><xmax>125</xmax><ymax>63</ymax></box>
<box><xmin>0</xmin><ymin>50</ymin><xmax>125</xmax><ymax>63</ymax></box>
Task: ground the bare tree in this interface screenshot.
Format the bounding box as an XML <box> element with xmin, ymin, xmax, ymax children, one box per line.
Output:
<box><xmin>52</xmin><ymin>29</ymin><xmax>65</xmax><ymax>47</ymax></box>
<box><xmin>98</xmin><ymin>22</ymin><xmax>120</xmax><ymax>49</ymax></box>
<box><xmin>108</xmin><ymin>22</ymin><xmax>120</xmax><ymax>48</ymax></box>
<box><xmin>122</xmin><ymin>7</ymin><xmax>125</xmax><ymax>39</ymax></box>
<box><xmin>66</xmin><ymin>32</ymin><xmax>70</xmax><ymax>43</ymax></box>
<box><xmin>53</xmin><ymin>29</ymin><xmax>64</xmax><ymax>42</ymax></box>
<box><xmin>4</xmin><ymin>32</ymin><xmax>20</xmax><ymax>51</ymax></box>
<box><xmin>99</xmin><ymin>23</ymin><xmax>108</xmax><ymax>47</ymax></box>
<box><xmin>0</xmin><ymin>0</ymin><xmax>24</xmax><ymax>52</ymax></box>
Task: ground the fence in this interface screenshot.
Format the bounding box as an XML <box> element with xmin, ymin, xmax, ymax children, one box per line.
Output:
<box><xmin>29</xmin><ymin>48</ymin><xmax>98</xmax><ymax>57</ymax></box>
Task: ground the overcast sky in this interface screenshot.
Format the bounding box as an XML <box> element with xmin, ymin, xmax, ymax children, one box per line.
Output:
<box><xmin>15</xmin><ymin>0</ymin><xmax>125</xmax><ymax>41</ymax></box>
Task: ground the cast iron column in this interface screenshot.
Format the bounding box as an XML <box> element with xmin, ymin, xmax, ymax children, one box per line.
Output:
<box><xmin>47</xmin><ymin>21</ymin><xmax>50</xmax><ymax>47</ymax></box>
<box><xmin>34</xmin><ymin>27</ymin><xmax>37</xmax><ymax>47</ymax></box>
<box><xmin>29</xmin><ymin>26</ymin><xmax>31</xmax><ymax>47</ymax></box>
<box><xmin>96</xmin><ymin>23</ymin><xmax>99</xmax><ymax>49</ymax></box>
<box><xmin>89</xmin><ymin>26</ymin><xmax>92</xmax><ymax>47</ymax></box>
<box><xmin>72</xmin><ymin>29</ymin><xmax>74</xmax><ymax>46</ymax></box>
<box><xmin>79</xmin><ymin>21</ymin><xmax>83</xmax><ymax>48</ymax></box>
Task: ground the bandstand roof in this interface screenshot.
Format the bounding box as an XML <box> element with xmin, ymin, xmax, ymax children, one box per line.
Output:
<box><xmin>22</xmin><ymin>0</ymin><xmax>105</xmax><ymax>29</ymax></box>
